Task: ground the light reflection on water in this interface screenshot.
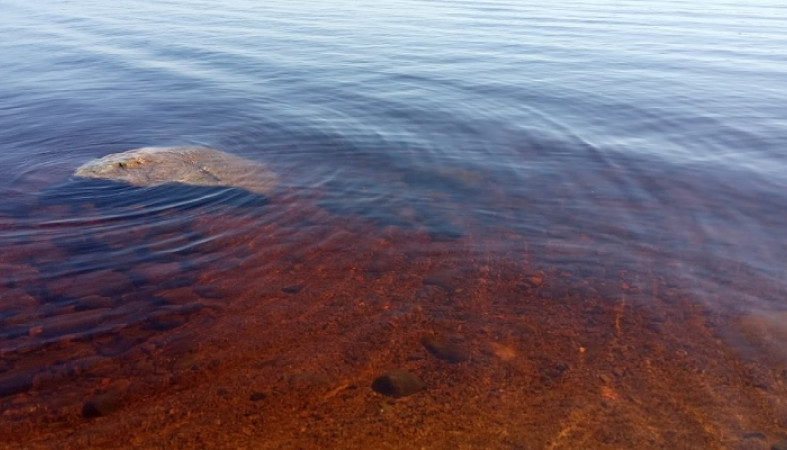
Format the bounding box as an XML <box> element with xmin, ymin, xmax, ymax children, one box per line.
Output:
<box><xmin>1</xmin><ymin>0</ymin><xmax>786</xmax><ymax>446</ymax></box>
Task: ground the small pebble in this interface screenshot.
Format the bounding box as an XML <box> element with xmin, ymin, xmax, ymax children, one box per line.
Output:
<box><xmin>422</xmin><ymin>270</ymin><xmax>457</xmax><ymax>291</ymax></box>
<box><xmin>0</xmin><ymin>372</ymin><xmax>33</xmax><ymax>397</ymax></box>
<box><xmin>249</xmin><ymin>392</ymin><xmax>266</xmax><ymax>402</ymax></box>
<box><xmin>422</xmin><ymin>336</ymin><xmax>469</xmax><ymax>363</ymax></box>
<box><xmin>144</xmin><ymin>313</ymin><xmax>187</xmax><ymax>331</ymax></box>
<box><xmin>282</xmin><ymin>285</ymin><xmax>304</xmax><ymax>294</ymax></box>
<box><xmin>371</xmin><ymin>370</ymin><xmax>425</xmax><ymax>398</ymax></box>
<box><xmin>741</xmin><ymin>432</ymin><xmax>765</xmax><ymax>440</ymax></box>
<box><xmin>524</xmin><ymin>273</ymin><xmax>545</xmax><ymax>288</ymax></box>
<box><xmin>82</xmin><ymin>391</ymin><xmax>123</xmax><ymax>418</ymax></box>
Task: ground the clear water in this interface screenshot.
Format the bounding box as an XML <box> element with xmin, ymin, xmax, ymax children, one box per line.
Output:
<box><xmin>1</xmin><ymin>0</ymin><xmax>786</xmax><ymax>446</ymax></box>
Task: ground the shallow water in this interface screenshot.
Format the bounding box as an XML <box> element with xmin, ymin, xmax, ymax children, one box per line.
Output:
<box><xmin>1</xmin><ymin>0</ymin><xmax>786</xmax><ymax>447</ymax></box>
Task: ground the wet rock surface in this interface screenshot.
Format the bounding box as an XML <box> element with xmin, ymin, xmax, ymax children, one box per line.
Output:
<box><xmin>73</xmin><ymin>146</ymin><xmax>279</xmax><ymax>195</ymax></box>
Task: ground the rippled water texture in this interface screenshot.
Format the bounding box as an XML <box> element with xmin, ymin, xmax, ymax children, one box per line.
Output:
<box><xmin>1</xmin><ymin>0</ymin><xmax>786</xmax><ymax>448</ymax></box>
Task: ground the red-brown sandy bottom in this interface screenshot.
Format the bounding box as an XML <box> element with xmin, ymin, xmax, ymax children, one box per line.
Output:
<box><xmin>1</xmin><ymin>212</ymin><xmax>786</xmax><ymax>450</ymax></box>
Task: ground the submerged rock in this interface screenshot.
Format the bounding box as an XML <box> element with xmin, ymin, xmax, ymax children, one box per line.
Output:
<box><xmin>371</xmin><ymin>370</ymin><xmax>425</xmax><ymax>398</ymax></box>
<box><xmin>281</xmin><ymin>284</ymin><xmax>304</xmax><ymax>294</ymax></box>
<box><xmin>74</xmin><ymin>146</ymin><xmax>279</xmax><ymax>195</ymax></box>
<box><xmin>82</xmin><ymin>390</ymin><xmax>123</xmax><ymax>418</ymax></box>
<box><xmin>736</xmin><ymin>311</ymin><xmax>787</xmax><ymax>363</ymax></box>
<box><xmin>422</xmin><ymin>336</ymin><xmax>470</xmax><ymax>363</ymax></box>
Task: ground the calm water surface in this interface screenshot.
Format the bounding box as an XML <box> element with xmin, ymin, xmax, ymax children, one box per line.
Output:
<box><xmin>1</xmin><ymin>0</ymin><xmax>786</xmax><ymax>445</ymax></box>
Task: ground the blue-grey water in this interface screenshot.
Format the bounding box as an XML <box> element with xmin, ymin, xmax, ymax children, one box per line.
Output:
<box><xmin>1</xmin><ymin>0</ymin><xmax>787</xmax><ymax>446</ymax></box>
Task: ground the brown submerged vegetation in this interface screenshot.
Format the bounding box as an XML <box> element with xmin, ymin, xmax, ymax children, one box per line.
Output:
<box><xmin>1</xmin><ymin>193</ymin><xmax>786</xmax><ymax>449</ymax></box>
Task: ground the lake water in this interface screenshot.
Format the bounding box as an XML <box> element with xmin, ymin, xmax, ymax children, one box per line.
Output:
<box><xmin>1</xmin><ymin>0</ymin><xmax>786</xmax><ymax>448</ymax></box>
